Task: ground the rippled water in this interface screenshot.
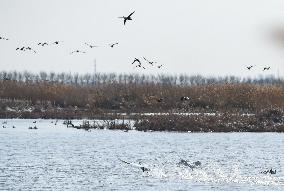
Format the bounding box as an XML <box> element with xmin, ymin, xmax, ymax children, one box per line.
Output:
<box><xmin>0</xmin><ymin>119</ymin><xmax>284</xmax><ymax>190</ymax></box>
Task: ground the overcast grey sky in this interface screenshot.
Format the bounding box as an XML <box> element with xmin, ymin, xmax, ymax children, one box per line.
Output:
<box><xmin>0</xmin><ymin>0</ymin><xmax>284</xmax><ymax>77</ymax></box>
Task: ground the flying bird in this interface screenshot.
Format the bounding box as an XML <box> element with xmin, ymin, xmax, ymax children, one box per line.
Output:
<box><xmin>85</xmin><ymin>43</ymin><xmax>99</xmax><ymax>48</ymax></box>
<box><xmin>53</xmin><ymin>41</ymin><xmax>63</xmax><ymax>45</ymax></box>
<box><xmin>247</xmin><ymin>65</ymin><xmax>253</xmax><ymax>70</ymax></box>
<box><xmin>109</xmin><ymin>42</ymin><xmax>119</xmax><ymax>48</ymax></box>
<box><xmin>118</xmin><ymin>11</ymin><xmax>135</xmax><ymax>25</ymax></box>
<box><xmin>25</xmin><ymin>47</ymin><xmax>37</xmax><ymax>53</ymax></box>
<box><xmin>263</xmin><ymin>67</ymin><xmax>271</xmax><ymax>71</ymax></box>
<box><xmin>0</xmin><ymin>36</ymin><xmax>9</xmax><ymax>40</ymax></box>
<box><xmin>38</xmin><ymin>42</ymin><xmax>49</xmax><ymax>46</ymax></box>
<box><xmin>132</xmin><ymin>58</ymin><xmax>141</xmax><ymax>65</ymax></box>
<box><xmin>157</xmin><ymin>64</ymin><xmax>163</xmax><ymax>69</ymax></box>
<box><xmin>16</xmin><ymin>46</ymin><xmax>36</xmax><ymax>53</ymax></box>
<box><xmin>143</xmin><ymin>57</ymin><xmax>157</xmax><ymax>65</ymax></box>
<box><xmin>70</xmin><ymin>50</ymin><xmax>86</xmax><ymax>54</ymax></box>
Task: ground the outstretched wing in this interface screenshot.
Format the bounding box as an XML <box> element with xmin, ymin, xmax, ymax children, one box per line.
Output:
<box><xmin>128</xmin><ymin>11</ymin><xmax>135</xmax><ymax>18</ymax></box>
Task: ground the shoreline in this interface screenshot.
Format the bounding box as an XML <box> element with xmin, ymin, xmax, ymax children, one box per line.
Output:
<box><xmin>1</xmin><ymin>110</ymin><xmax>283</xmax><ymax>132</ymax></box>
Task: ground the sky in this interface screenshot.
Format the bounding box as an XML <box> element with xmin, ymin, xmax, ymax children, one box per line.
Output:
<box><xmin>0</xmin><ymin>0</ymin><xmax>284</xmax><ymax>78</ymax></box>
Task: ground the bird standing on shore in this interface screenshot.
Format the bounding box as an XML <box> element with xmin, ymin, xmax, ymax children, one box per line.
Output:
<box><xmin>118</xmin><ymin>11</ymin><xmax>135</xmax><ymax>25</ymax></box>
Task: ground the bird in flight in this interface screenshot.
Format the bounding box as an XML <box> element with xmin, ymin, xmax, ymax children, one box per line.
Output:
<box><xmin>38</xmin><ymin>42</ymin><xmax>49</xmax><ymax>47</ymax></box>
<box><xmin>132</xmin><ymin>58</ymin><xmax>145</xmax><ymax>69</ymax></box>
<box><xmin>0</xmin><ymin>36</ymin><xmax>9</xmax><ymax>40</ymax></box>
<box><xmin>132</xmin><ymin>58</ymin><xmax>141</xmax><ymax>65</ymax></box>
<box><xmin>70</xmin><ymin>50</ymin><xmax>86</xmax><ymax>54</ymax></box>
<box><xmin>143</xmin><ymin>57</ymin><xmax>157</xmax><ymax>66</ymax></box>
<box><xmin>85</xmin><ymin>43</ymin><xmax>99</xmax><ymax>48</ymax></box>
<box><xmin>16</xmin><ymin>46</ymin><xmax>36</xmax><ymax>53</ymax></box>
<box><xmin>109</xmin><ymin>42</ymin><xmax>119</xmax><ymax>48</ymax></box>
<box><xmin>25</xmin><ymin>47</ymin><xmax>37</xmax><ymax>53</ymax></box>
<box><xmin>157</xmin><ymin>64</ymin><xmax>163</xmax><ymax>69</ymax></box>
<box><xmin>118</xmin><ymin>11</ymin><xmax>135</xmax><ymax>25</ymax></box>
<box><xmin>263</xmin><ymin>67</ymin><xmax>270</xmax><ymax>71</ymax></box>
<box><xmin>53</xmin><ymin>41</ymin><xmax>63</xmax><ymax>45</ymax></box>
<box><xmin>247</xmin><ymin>65</ymin><xmax>253</xmax><ymax>70</ymax></box>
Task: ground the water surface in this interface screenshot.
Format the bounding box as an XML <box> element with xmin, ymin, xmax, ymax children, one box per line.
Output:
<box><xmin>0</xmin><ymin>119</ymin><xmax>283</xmax><ymax>190</ymax></box>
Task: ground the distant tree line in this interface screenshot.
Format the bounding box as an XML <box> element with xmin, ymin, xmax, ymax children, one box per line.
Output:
<box><xmin>0</xmin><ymin>71</ymin><xmax>283</xmax><ymax>86</ymax></box>
<box><xmin>0</xmin><ymin>71</ymin><xmax>284</xmax><ymax>115</ymax></box>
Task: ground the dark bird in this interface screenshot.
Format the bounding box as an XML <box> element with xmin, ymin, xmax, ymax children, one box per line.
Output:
<box><xmin>16</xmin><ymin>47</ymin><xmax>26</xmax><ymax>51</ymax></box>
<box><xmin>33</xmin><ymin>121</ymin><xmax>36</xmax><ymax>123</ymax></box>
<box><xmin>38</xmin><ymin>42</ymin><xmax>48</xmax><ymax>46</ymax></box>
<box><xmin>143</xmin><ymin>57</ymin><xmax>157</xmax><ymax>65</ymax></box>
<box><xmin>53</xmin><ymin>41</ymin><xmax>63</xmax><ymax>45</ymax></box>
<box><xmin>247</xmin><ymin>65</ymin><xmax>253</xmax><ymax>70</ymax></box>
<box><xmin>109</xmin><ymin>42</ymin><xmax>119</xmax><ymax>48</ymax></box>
<box><xmin>25</xmin><ymin>47</ymin><xmax>37</xmax><ymax>53</ymax></box>
<box><xmin>132</xmin><ymin>58</ymin><xmax>141</xmax><ymax>65</ymax></box>
<box><xmin>70</xmin><ymin>50</ymin><xmax>86</xmax><ymax>54</ymax></box>
<box><xmin>85</xmin><ymin>43</ymin><xmax>99</xmax><ymax>48</ymax></box>
<box><xmin>0</xmin><ymin>36</ymin><xmax>9</xmax><ymax>40</ymax></box>
<box><xmin>119</xmin><ymin>159</ymin><xmax>150</xmax><ymax>172</ymax></box>
<box><xmin>157</xmin><ymin>64</ymin><xmax>163</xmax><ymax>69</ymax></box>
<box><xmin>132</xmin><ymin>58</ymin><xmax>145</xmax><ymax>69</ymax></box>
<box><xmin>118</xmin><ymin>11</ymin><xmax>135</xmax><ymax>25</ymax></box>
<box><xmin>261</xmin><ymin>168</ymin><xmax>276</xmax><ymax>174</ymax></box>
<box><xmin>263</xmin><ymin>67</ymin><xmax>271</xmax><ymax>71</ymax></box>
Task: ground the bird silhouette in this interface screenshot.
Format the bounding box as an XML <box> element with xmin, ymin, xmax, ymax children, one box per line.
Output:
<box><xmin>109</xmin><ymin>42</ymin><xmax>119</xmax><ymax>48</ymax></box>
<box><xmin>0</xmin><ymin>36</ymin><xmax>9</xmax><ymax>40</ymax></box>
<box><xmin>143</xmin><ymin>57</ymin><xmax>157</xmax><ymax>65</ymax></box>
<box><xmin>263</xmin><ymin>67</ymin><xmax>271</xmax><ymax>71</ymax></box>
<box><xmin>118</xmin><ymin>11</ymin><xmax>135</xmax><ymax>25</ymax></box>
<box><xmin>132</xmin><ymin>58</ymin><xmax>141</xmax><ymax>65</ymax></box>
<box><xmin>25</xmin><ymin>47</ymin><xmax>37</xmax><ymax>53</ymax></box>
<box><xmin>53</xmin><ymin>41</ymin><xmax>63</xmax><ymax>45</ymax></box>
<box><xmin>16</xmin><ymin>46</ymin><xmax>36</xmax><ymax>53</ymax></box>
<box><xmin>70</xmin><ymin>50</ymin><xmax>86</xmax><ymax>54</ymax></box>
<box><xmin>85</xmin><ymin>43</ymin><xmax>99</xmax><ymax>48</ymax></box>
<box><xmin>157</xmin><ymin>64</ymin><xmax>163</xmax><ymax>69</ymax></box>
<box><xmin>247</xmin><ymin>65</ymin><xmax>253</xmax><ymax>70</ymax></box>
<box><xmin>38</xmin><ymin>42</ymin><xmax>48</xmax><ymax>47</ymax></box>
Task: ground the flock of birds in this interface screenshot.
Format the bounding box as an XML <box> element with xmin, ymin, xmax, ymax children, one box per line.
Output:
<box><xmin>2</xmin><ymin>120</ymin><xmax>58</xmax><ymax>130</ymax></box>
<box><xmin>0</xmin><ymin>11</ymin><xmax>162</xmax><ymax>71</ymax></box>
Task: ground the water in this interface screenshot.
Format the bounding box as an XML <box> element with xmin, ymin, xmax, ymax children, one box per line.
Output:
<box><xmin>0</xmin><ymin>119</ymin><xmax>284</xmax><ymax>191</ymax></box>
